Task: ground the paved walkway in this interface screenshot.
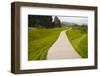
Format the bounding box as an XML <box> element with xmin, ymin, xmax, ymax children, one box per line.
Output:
<box><xmin>47</xmin><ymin>30</ymin><xmax>81</xmax><ymax>60</ymax></box>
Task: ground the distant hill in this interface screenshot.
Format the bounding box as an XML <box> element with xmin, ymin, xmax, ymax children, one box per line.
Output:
<box><xmin>61</xmin><ymin>22</ymin><xmax>75</xmax><ymax>26</ymax></box>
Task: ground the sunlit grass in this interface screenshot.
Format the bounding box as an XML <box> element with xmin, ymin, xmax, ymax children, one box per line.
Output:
<box><xmin>28</xmin><ymin>27</ymin><xmax>68</xmax><ymax>61</ymax></box>
<box><xmin>66</xmin><ymin>29</ymin><xmax>88</xmax><ymax>58</ymax></box>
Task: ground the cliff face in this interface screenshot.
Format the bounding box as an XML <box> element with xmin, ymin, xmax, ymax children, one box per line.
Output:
<box><xmin>53</xmin><ymin>16</ymin><xmax>61</xmax><ymax>27</ymax></box>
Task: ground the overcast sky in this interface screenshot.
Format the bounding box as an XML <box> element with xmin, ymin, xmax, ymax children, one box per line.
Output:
<box><xmin>53</xmin><ymin>16</ymin><xmax>88</xmax><ymax>25</ymax></box>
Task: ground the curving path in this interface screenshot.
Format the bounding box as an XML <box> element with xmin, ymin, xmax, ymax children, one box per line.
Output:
<box><xmin>47</xmin><ymin>29</ymin><xmax>81</xmax><ymax>60</ymax></box>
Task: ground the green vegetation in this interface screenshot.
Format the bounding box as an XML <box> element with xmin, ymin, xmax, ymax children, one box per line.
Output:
<box><xmin>28</xmin><ymin>15</ymin><xmax>88</xmax><ymax>60</ymax></box>
<box><xmin>28</xmin><ymin>27</ymin><xmax>68</xmax><ymax>60</ymax></box>
<box><xmin>28</xmin><ymin>15</ymin><xmax>61</xmax><ymax>28</ymax></box>
<box><xmin>66</xmin><ymin>28</ymin><xmax>88</xmax><ymax>58</ymax></box>
<box><xmin>28</xmin><ymin>15</ymin><xmax>65</xmax><ymax>61</ymax></box>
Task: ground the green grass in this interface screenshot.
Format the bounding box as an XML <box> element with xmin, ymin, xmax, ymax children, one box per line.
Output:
<box><xmin>28</xmin><ymin>27</ymin><xmax>68</xmax><ymax>61</ymax></box>
<box><xmin>66</xmin><ymin>29</ymin><xmax>88</xmax><ymax>58</ymax></box>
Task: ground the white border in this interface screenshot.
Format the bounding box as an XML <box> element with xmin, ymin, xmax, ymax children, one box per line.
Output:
<box><xmin>20</xmin><ymin>6</ymin><xmax>95</xmax><ymax>70</ymax></box>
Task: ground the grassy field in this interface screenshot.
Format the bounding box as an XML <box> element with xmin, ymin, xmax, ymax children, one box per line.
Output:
<box><xmin>28</xmin><ymin>27</ymin><xmax>68</xmax><ymax>61</ymax></box>
<box><xmin>66</xmin><ymin>28</ymin><xmax>88</xmax><ymax>58</ymax></box>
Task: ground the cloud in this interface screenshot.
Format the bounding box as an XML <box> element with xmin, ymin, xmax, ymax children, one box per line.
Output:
<box><xmin>58</xmin><ymin>16</ymin><xmax>88</xmax><ymax>25</ymax></box>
